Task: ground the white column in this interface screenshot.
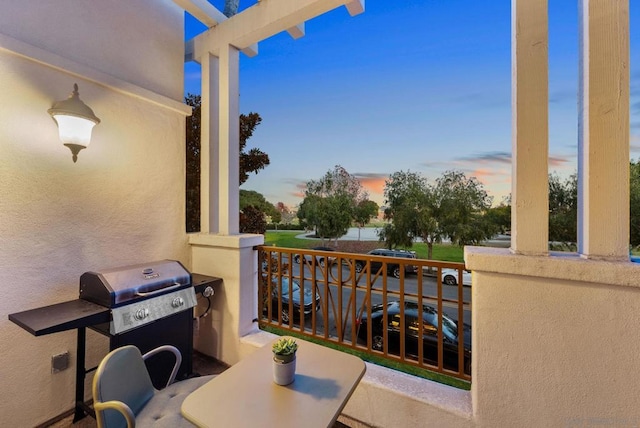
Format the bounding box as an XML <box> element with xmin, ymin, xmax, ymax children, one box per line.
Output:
<box><xmin>217</xmin><ymin>44</ymin><xmax>240</xmax><ymax>235</ymax></box>
<box><xmin>577</xmin><ymin>0</ymin><xmax>630</xmax><ymax>260</ymax></box>
<box><xmin>200</xmin><ymin>52</ymin><xmax>220</xmax><ymax>234</ymax></box>
<box><xmin>510</xmin><ymin>0</ymin><xmax>549</xmax><ymax>255</ymax></box>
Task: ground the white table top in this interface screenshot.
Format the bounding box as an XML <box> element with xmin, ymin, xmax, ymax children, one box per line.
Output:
<box><xmin>181</xmin><ymin>338</ymin><xmax>366</xmax><ymax>428</ymax></box>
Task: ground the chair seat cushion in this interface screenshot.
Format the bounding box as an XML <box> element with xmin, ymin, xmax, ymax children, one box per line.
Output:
<box><xmin>136</xmin><ymin>375</ymin><xmax>215</xmax><ymax>427</ymax></box>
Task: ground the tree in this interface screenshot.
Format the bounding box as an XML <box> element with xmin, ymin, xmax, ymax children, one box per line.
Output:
<box><xmin>297</xmin><ymin>165</ymin><xmax>372</xmax><ymax>244</ymax></box>
<box><xmin>185</xmin><ymin>94</ymin><xmax>270</xmax><ymax>232</ymax></box>
<box><xmin>353</xmin><ymin>200</ymin><xmax>379</xmax><ymax>240</ymax></box>
<box><xmin>485</xmin><ymin>202</ymin><xmax>511</xmax><ymax>235</ymax></box>
<box><xmin>435</xmin><ymin>170</ymin><xmax>495</xmax><ymax>246</ymax></box>
<box><xmin>185</xmin><ymin>94</ymin><xmax>201</xmax><ymax>233</ymax></box>
<box><xmin>239</xmin><ymin>205</ymin><xmax>266</xmax><ymax>234</ymax></box>
<box><xmin>275</xmin><ymin>202</ymin><xmax>296</xmax><ymax>226</ymax></box>
<box><xmin>239</xmin><ymin>112</ymin><xmax>270</xmax><ymax>185</ymax></box>
<box><xmin>223</xmin><ymin>0</ymin><xmax>239</xmax><ymax>17</ymax></box>
<box><xmin>380</xmin><ymin>170</ymin><xmax>495</xmax><ymax>260</ymax></box>
<box><xmin>240</xmin><ymin>190</ymin><xmax>279</xmax><ymax>222</ymax></box>
<box><xmin>630</xmin><ymin>160</ymin><xmax>640</xmax><ymax>248</ymax></box>
<box><xmin>548</xmin><ymin>172</ymin><xmax>577</xmax><ymax>249</ymax></box>
<box><xmin>380</xmin><ymin>171</ymin><xmax>441</xmax><ymax>260</ymax></box>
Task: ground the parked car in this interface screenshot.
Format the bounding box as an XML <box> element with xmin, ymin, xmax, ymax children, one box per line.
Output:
<box><xmin>354</xmin><ymin>249</ymin><xmax>418</xmax><ymax>278</ymax></box>
<box><xmin>441</xmin><ymin>268</ymin><xmax>472</xmax><ymax>286</ymax></box>
<box><xmin>268</xmin><ymin>277</ymin><xmax>320</xmax><ymax>323</ymax></box>
<box><xmin>356</xmin><ymin>300</ymin><xmax>471</xmax><ymax>375</ymax></box>
<box><xmin>293</xmin><ymin>246</ymin><xmax>336</xmax><ymax>267</ymax></box>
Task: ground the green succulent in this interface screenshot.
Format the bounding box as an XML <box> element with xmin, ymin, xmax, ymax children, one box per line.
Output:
<box><xmin>272</xmin><ymin>337</ymin><xmax>298</xmax><ymax>356</ymax></box>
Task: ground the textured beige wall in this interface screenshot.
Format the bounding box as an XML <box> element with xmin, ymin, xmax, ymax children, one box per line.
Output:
<box><xmin>467</xmin><ymin>248</ymin><xmax>640</xmax><ymax>427</ymax></box>
<box><xmin>0</xmin><ymin>0</ymin><xmax>183</xmax><ymax>100</ymax></box>
<box><xmin>0</xmin><ymin>2</ymin><xmax>187</xmax><ymax>426</ymax></box>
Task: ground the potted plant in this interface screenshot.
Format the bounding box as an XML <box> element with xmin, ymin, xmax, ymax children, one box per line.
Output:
<box><xmin>272</xmin><ymin>337</ymin><xmax>298</xmax><ymax>385</ymax></box>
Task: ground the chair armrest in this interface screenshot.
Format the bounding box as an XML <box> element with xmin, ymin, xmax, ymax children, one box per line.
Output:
<box><xmin>142</xmin><ymin>345</ymin><xmax>182</xmax><ymax>388</ymax></box>
<box><xmin>94</xmin><ymin>400</ymin><xmax>136</xmax><ymax>428</ymax></box>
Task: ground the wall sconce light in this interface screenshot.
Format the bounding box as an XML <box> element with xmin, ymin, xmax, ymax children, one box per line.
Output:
<box><xmin>48</xmin><ymin>83</ymin><xmax>100</xmax><ymax>163</ymax></box>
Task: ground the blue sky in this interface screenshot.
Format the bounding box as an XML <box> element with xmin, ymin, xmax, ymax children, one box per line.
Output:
<box><xmin>185</xmin><ymin>1</ymin><xmax>640</xmax><ymax>209</ymax></box>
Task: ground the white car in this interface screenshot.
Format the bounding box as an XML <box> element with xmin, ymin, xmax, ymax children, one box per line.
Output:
<box><xmin>441</xmin><ymin>268</ymin><xmax>472</xmax><ymax>286</ymax></box>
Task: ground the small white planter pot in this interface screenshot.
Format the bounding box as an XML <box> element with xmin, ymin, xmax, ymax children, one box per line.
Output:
<box><xmin>273</xmin><ymin>354</ymin><xmax>296</xmax><ymax>385</ymax></box>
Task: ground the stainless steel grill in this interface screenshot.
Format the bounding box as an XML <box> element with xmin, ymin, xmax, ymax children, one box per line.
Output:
<box><xmin>79</xmin><ymin>260</ymin><xmax>196</xmax><ymax>334</ymax></box>
<box><xmin>80</xmin><ymin>260</ymin><xmax>198</xmax><ymax>389</ymax></box>
<box><xmin>9</xmin><ymin>260</ymin><xmax>220</xmax><ymax>422</ymax></box>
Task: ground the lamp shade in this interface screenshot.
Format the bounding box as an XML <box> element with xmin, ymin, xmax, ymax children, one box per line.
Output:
<box><xmin>48</xmin><ymin>83</ymin><xmax>100</xmax><ymax>162</ymax></box>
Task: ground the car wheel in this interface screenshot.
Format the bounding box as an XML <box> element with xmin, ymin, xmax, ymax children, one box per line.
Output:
<box><xmin>293</xmin><ymin>255</ymin><xmax>300</xmax><ymax>264</ymax></box>
<box><xmin>372</xmin><ymin>334</ymin><xmax>384</xmax><ymax>351</ymax></box>
<box><xmin>280</xmin><ymin>309</ymin><xmax>290</xmax><ymax>323</ymax></box>
<box><xmin>355</xmin><ymin>262</ymin><xmax>364</xmax><ymax>273</ymax></box>
<box><xmin>392</xmin><ymin>266</ymin><xmax>401</xmax><ymax>278</ymax></box>
<box><xmin>443</xmin><ymin>275</ymin><xmax>457</xmax><ymax>286</ymax></box>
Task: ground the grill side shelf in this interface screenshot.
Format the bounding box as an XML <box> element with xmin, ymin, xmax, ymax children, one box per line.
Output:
<box><xmin>8</xmin><ymin>299</ymin><xmax>110</xmax><ymax>336</ymax></box>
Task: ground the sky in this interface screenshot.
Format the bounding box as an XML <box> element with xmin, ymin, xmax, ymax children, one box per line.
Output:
<box><xmin>185</xmin><ymin>1</ymin><xmax>640</xmax><ymax>209</ymax></box>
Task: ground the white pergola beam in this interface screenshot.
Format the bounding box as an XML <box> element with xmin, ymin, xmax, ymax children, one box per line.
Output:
<box><xmin>186</xmin><ymin>35</ymin><xmax>257</xmax><ymax>62</ymax></box>
<box><xmin>173</xmin><ymin>0</ymin><xmax>226</xmax><ymax>27</ymax></box>
<box><xmin>190</xmin><ymin>0</ymin><xmax>364</xmax><ymax>61</ymax></box>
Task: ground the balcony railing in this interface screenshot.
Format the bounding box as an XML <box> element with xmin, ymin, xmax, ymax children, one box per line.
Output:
<box><xmin>257</xmin><ymin>246</ymin><xmax>472</xmax><ymax>383</ymax></box>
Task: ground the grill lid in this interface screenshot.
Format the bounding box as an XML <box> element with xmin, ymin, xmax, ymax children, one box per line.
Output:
<box><xmin>79</xmin><ymin>260</ymin><xmax>191</xmax><ymax>307</ymax></box>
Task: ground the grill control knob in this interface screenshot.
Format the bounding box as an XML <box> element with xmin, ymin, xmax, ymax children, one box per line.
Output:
<box><xmin>172</xmin><ymin>297</ymin><xmax>185</xmax><ymax>308</ymax></box>
<box><xmin>135</xmin><ymin>308</ymin><xmax>149</xmax><ymax>320</ymax></box>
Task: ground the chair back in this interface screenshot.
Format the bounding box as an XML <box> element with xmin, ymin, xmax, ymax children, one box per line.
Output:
<box><xmin>93</xmin><ymin>345</ymin><xmax>155</xmax><ymax>428</ymax></box>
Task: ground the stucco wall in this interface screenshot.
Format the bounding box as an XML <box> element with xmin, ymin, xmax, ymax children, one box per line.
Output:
<box><xmin>0</xmin><ymin>2</ymin><xmax>188</xmax><ymax>426</ymax></box>
<box><xmin>467</xmin><ymin>247</ymin><xmax>640</xmax><ymax>427</ymax></box>
<box><xmin>0</xmin><ymin>0</ymin><xmax>184</xmax><ymax>100</ymax></box>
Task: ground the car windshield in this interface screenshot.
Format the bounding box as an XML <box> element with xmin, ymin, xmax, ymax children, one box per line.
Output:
<box><xmin>422</xmin><ymin>308</ymin><xmax>459</xmax><ymax>342</ymax></box>
<box><xmin>279</xmin><ymin>278</ymin><xmax>299</xmax><ymax>296</ymax></box>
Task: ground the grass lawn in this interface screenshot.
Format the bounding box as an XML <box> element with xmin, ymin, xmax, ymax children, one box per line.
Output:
<box><xmin>264</xmin><ymin>231</ymin><xmax>465</xmax><ymax>263</ymax></box>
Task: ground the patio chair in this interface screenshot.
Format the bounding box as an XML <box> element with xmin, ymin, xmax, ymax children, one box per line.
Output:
<box><xmin>92</xmin><ymin>344</ymin><xmax>214</xmax><ymax>428</ymax></box>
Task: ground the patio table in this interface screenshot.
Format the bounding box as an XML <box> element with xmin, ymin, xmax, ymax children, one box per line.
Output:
<box><xmin>181</xmin><ymin>337</ymin><xmax>366</xmax><ymax>428</ymax></box>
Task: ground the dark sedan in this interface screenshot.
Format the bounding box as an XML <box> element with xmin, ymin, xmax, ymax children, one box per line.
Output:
<box><xmin>269</xmin><ymin>277</ymin><xmax>320</xmax><ymax>323</ymax></box>
<box><xmin>356</xmin><ymin>301</ymin><xmax>471</xmax><ymax>375</ymax></box>
<box><xmin>293</xmin><ymin>246</ymin><xmax>336</xmax><ymax>267</ymax></box>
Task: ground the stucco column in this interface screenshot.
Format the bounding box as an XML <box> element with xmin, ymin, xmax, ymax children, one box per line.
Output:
<box><xmin>577</xmin><ymin>0</ymin><xmax>630</xmax><ymax>259</ymax></box>
<box><xmin>510</xmin><ymin>0</ymin><xmax>549</xmax><ymax>256</ymax></box>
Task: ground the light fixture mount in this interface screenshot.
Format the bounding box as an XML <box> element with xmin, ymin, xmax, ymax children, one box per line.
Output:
<box><xmin>48</xmin><ymin>83</ymin><xmax>100</xmax><ymax>162</ymax></box>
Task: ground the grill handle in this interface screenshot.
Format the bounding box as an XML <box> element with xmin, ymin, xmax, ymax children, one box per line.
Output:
<box><xmin>135</xmin><ymin>282</ymin><xmax>183</xmax><ymax>297</ymax></box>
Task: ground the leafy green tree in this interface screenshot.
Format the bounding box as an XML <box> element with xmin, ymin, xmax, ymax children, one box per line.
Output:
<box><xmin>381</xmin><ymin>170</ymin><xmax>494</xmax><ymax>260</ymax></box>
<box><xmin>436</xmin><ymin>170</ymin><xmax>495</xmax><ymax>246</ymax></box>
<box><xmin>380</xmin><ymin>171</ymin><xmax>441</xmax><ymax>260</ymax></box>
<box><xmin>185</xmin><ymin>94</ymin><xmax>270</xmax><ymax>232</ymax></box>
<box><xmin>630</xmin><ymin>160</ymin><xmax>640</xmax><ymax>248</ymax></box>
<box><xmin>298</xmin><ymin>165</ymin><xmax>371</xmax><ymax>244</ymax></box>
<box><xmin>485</xmin><ymin>202</ymin><xmax>511</xmax><ymax>235</ymax></box>
<box><xmin>240</xmin><ymin>189</ymin><xmax>279</xmax><ymax>222</ymax></box>
<box><xmin>239</xmin><ymin>205</ymin><xmax>266</xmax><ymax>234</ymax></box>
<box><xmin>239</xmin><ymin>112</ymin><xmax>270</xmax><ymax>185</ymax></box>
<box><xmin>353</xmin><ymin>200</ymin><xmax>380</xmax><ymax>240</ymax></box>
<box><xmin>548</xmin><ymin>172</ymin><xmax>577</xmax><ymax>249</ymax></box>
